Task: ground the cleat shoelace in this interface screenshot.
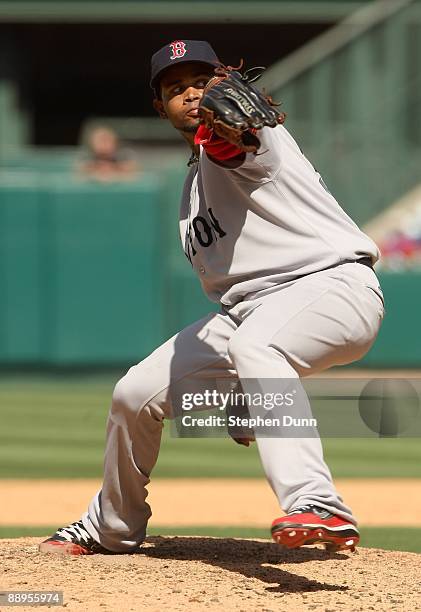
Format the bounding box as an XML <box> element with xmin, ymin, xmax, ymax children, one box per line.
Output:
<box><xmin>288</xmin><ymin>505</ymin><xmax>314</xmax><ymax>515</ymax></box>
<box><xmin>287</xmin><ymin>505</ymin><xmax>334</xmax><ymax>519</ymax></box>
<box><xmin>56</xmin><ymin>521</ymin><xmax>92</xmax><ymax>544</ymax></box>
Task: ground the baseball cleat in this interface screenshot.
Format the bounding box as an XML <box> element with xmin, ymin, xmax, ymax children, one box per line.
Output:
<box><xmin>39</xmin><ymin>520</ymin><xmax>111</xmax><ymax>555</ymax></box>
<box><xmin>271</xmin><ymin>505</ymin><xmax>359</xmax><ymax>552</ymax></box>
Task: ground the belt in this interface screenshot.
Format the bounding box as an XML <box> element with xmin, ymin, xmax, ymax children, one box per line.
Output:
<box><xmin>321</xmin><ymin>256</ymin><xmax>374</xmax><ymax>276</ymax></box>
<box><xmin>356</xmin><ymin>256</ymin><xmax>374</xmax><ymax>269</ymax></box>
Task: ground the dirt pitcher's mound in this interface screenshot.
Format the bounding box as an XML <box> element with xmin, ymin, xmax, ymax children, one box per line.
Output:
<box><xmin>1</xmin><ymin>537</ymin><xmax>420</xmax><ymax>612</ymax></box>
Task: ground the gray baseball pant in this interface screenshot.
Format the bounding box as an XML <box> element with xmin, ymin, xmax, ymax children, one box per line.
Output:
<box><xmin>82</xmin><ymin>261</ymin><xmax>385</xmax><ymax>552</ymax></box>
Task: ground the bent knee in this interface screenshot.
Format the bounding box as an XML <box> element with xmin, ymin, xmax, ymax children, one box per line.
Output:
<box><xmin>112</xmin><ymin>366</ymin><xmax>154</xmax><ymax>414</ymax></box>
<box><xmin>111</xmin><ymin>365</ymin><xmax>168</xmax><ymax>424</ymax></box>
<box><xmin>112</xmin><ymin>375</ymin><xmax>138</xmax><ymax>413</ymax></box>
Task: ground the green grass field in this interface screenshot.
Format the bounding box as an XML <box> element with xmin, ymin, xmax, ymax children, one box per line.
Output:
<box><xmin>0</xmin><ymin>373</ymin><xmax>420</xmax><ymax>479</ymax></box>
<box><xmin>1</xmin><ymin>525</ymin><xmax>420</xmax><ymax>554</ymax></box>
<box><xmin>1</xmin><ymin>374</ymin><xmax>420</xmax><ymax>554</ymax></box>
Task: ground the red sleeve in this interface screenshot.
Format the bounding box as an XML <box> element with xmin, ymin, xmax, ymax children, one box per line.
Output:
<box><xmin>194</xmin><ymin>125</ymin><xmax>244</xmax><ymax>161</ymax></box>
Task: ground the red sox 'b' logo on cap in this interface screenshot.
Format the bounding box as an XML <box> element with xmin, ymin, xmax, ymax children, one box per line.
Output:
<box><xmin>170</xmin><ymin>41</ymin><xmax>187</xmax><ymax>60</ymax></box>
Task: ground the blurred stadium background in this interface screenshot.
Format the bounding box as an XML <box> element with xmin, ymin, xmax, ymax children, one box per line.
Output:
<box><xmin>0</xmin><ymin>0</ymin><xmax>420</xmax><ymax>551</ymax></box>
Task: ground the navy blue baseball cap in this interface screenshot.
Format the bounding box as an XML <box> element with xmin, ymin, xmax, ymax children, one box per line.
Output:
<box><xmin>150</xmin><ymin>40</ymin><xmax>219</xmax><ymax>94</ymax></box>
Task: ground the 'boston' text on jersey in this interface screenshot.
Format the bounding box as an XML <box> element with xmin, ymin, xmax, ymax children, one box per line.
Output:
<box><xmin>185</xmin><ymin>207</ymin><xmax>226</xmax><ymax>263</ymax></box>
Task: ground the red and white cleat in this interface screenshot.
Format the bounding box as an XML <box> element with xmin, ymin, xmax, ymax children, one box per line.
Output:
<box><xmin>271</xmin><ymin>505</ymin><xmax>359</xmax><ymax>552</ymax></box>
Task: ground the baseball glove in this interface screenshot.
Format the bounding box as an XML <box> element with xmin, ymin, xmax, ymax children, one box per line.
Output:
<box><xmin>198</xmin><ymin>62</ymin><xmax>286</xmax><ymax>153</ymax></box>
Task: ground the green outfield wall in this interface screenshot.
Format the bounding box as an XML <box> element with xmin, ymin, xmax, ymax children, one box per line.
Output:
<box><xmin>0</xmin><ymin>175</ymin><xmax>166</xmax><ymax>365</ymax></box>
<box><xmin>0</xmin><ymin>170</ymin><xmax>418</xmax><ymax>368</ymax></box>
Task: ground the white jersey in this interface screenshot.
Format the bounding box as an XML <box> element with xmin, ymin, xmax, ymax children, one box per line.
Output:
<box><xmin>179</xmin><ymin>125</ymin><xmax>380</xmax><ymax>306</ymax></box>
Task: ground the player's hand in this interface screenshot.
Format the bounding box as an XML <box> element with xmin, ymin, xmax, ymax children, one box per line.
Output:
<box><xmin>226</xmin><ymin>389</ymin><xmax>256</xmax><ymax>447</ymax></box>
<box><xmin>232</xmin><ymin>436</ymin><xmax>254</xmax><ymax>447</ymax></box>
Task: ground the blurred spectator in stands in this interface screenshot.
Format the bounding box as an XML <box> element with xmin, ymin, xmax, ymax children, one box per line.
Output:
<box><xmin>377</xmin><ymin>202</ymin><xmax>421</xmax><ymax>270</ymax></box>
<box><xmin>77</xmin><ymin>127</ymin><xmax>139</xmax><ymax>182</ymax></box>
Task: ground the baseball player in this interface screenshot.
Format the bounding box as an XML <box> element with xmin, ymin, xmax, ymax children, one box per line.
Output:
<box><xmin>39</xmin><ymin>40</ymin><xmax>385</xmax><ymax>555</ymax></box>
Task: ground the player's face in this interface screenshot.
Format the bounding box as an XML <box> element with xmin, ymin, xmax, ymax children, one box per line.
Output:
<box><xmin>154</xmin><ymin>62</ymin><xmax>214</xmax><ymax>134</ymax></box>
